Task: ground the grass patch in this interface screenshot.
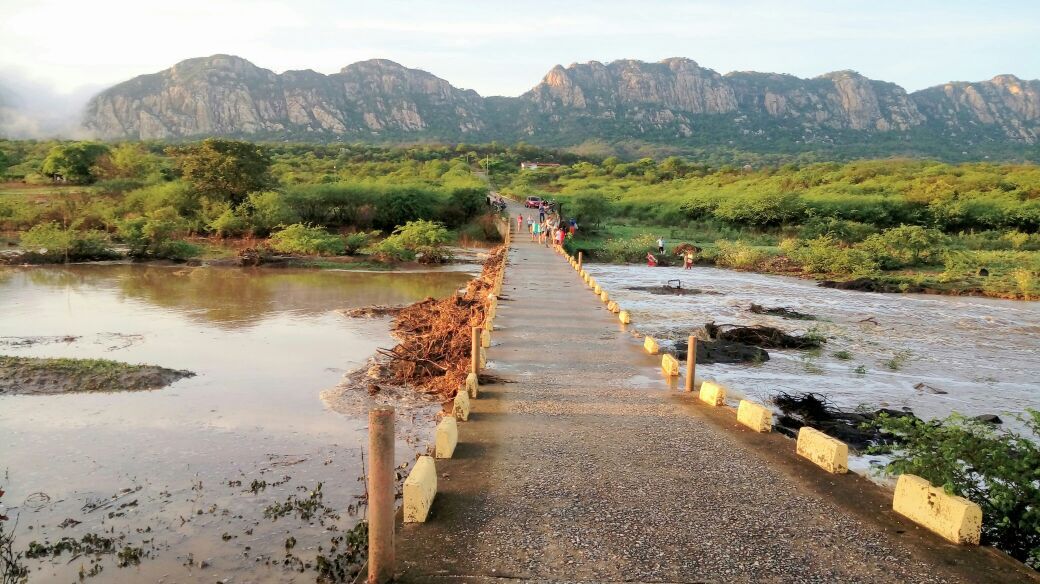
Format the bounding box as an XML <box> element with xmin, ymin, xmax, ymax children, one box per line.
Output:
<box><xmin>0</xmin><ymin>356</ymin><xmax>193</xmax><ymax>395</ymax></box>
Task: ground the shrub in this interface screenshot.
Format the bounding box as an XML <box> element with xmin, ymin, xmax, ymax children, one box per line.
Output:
<box><xmin>858</xmin><ymin>225</ymin><xmax>948</xmax><ymax>269</ymax></box>
<box><xmin>714</xmin><ymin>240</ymin><xmax>766</xmax><ymax>269</ymax></box>
<box><xmin>799</xmin><ymin>217</ymin><xmax>877</xmax><ymax>243</ymax></box>
<box><xmin>372</xmin><ymin>220</ymin><xmax>451</xmax><ymax>263</ymax></box>
<box><xmin>207</xmin><ymin>206</ymin><xmax>249</xmax><ymax>238</ymax></box>
<box><xmin>601</xmin><ymin>234</ymin><xmax>657</xmax><ymax>263</ymax></box>
<box><xmin>268</xmin><ymin>224</ymin><xmax>346</xmax><ymax>256</ymax></box>
<box><xmin>344</xmin><ymin>230</ymin><xmax>380</xmax><ymax>255</ymax></box>
<box><xmin>786</xmin><ymin>236</ymin><xmax>880</xmax><ymax>277</ymax></box>
<box><xmin>569</xmin><ymin>193</ymin><xmax>612</xmax><ymax>230</ymax></box>
<box><xmin>19</xmin><ymin>222</ymin><xmax>116</xmax><ymax>261</ymax></box>
<box><xmin>117</xmin><ymin>207</ymin><xmax>197</xmax><ymax>260</ymax></box>
<box><xmin>873</xmin><ymin>411</ymin><xmax>1040</xmax><ymax>567</ymax></box>
<box><xmin>244</xmin><ymin>191</ymin><xmax>297</xmax><ymax>236</ymax></box>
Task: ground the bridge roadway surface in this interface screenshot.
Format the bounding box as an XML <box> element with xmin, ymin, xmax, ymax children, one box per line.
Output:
<box><xmin>395</xmin><ymin>203</ymin><xmax>1034</xmax><ymax>583</ymax></box>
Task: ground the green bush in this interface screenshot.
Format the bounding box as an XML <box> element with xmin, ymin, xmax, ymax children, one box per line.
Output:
<box><xmin>268</xmin><ymin>224</ymin><xmax>346</xmax><ymax>256</ymax></box>
<box><xmin>244</xmin><ymin>190</ymin><xmax>297</xmax><ymax>236</ymax></box>
<box><xmin>372</xmin><ymin>220</ymin><xmax>451</xmax><ymax>263</ymax></box>
<box><xmin>786</xmin><ymin>236</ymin><xmax>880</xmax><ymax>277</ymax></box>
<box><xmin>117</xmin><ymin>207</ymin><xmax>198</xmax><ymax>260</ymax></box>
<box><xmin>859</xmin><ymin>225</ymin><xmax>948</xmax><ymax>269</ymax></box>
<box><xmin>344</xmin><ymin>230</ymin><xmax>380</xmax><ymax>255</ymax></box>
<box><xmin>207</xmin><ymin>206</ymin><xmax>249</xmax><ymax>238</ymax></box>
<box><xmin>714</xmin><ymin>240</ymin><xmax>766</xmax><ymax>269</ymax></box>
<box><xmin>601</xmin><ymin>234</ymin><xmax>657</xmax><ymax>263</ymax></box>
<box><xmin>799</xmin><ymin>217</ymin><xmax>877</xmax><ymax>242</ymax></box>
<box><xmin>874</xmin><ymin>411</ymin><xmax>1040</xmax><ymax>567</ymax></box>
<box><xmin>19</xmin><ymin>222</ymin><xmax>116</xmax><ymax>261</ymax></box>
<box><xmin>569</xmin><ymin>193</ymin><xmax>612</xmax><ymax>230</ymax></box>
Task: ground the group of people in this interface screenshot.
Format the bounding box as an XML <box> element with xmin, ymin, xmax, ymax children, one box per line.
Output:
<box><xmin>517</xmin><ymin>209</ymin><xmax>577</xmax><ymax>249</ymax></box>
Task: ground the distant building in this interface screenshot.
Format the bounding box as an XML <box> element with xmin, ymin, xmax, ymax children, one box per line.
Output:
<box><xmin>520</xmin><ymin>161</ymin><xmax>563</xmax><ymax>170</ymax></box>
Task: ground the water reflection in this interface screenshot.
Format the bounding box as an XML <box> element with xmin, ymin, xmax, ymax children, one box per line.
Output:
<box><xmin>0</xmin><ymin>263</ymin><xmax>473</xmax><ymax>582</ymax></box>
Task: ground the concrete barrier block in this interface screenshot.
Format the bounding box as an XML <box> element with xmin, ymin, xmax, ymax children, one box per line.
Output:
<box><xmin>403</xmin><ymin>456</ymin><xmax>437</xmax><ymax>523</ymax></box>
<box><xmin>618</xmin><ymin>310</ymin><xmax>631</xmax><ymax>324</ymax></box>
<box><xmin>600</xmin><ymin>291</ymin><xmax>610</xmax><ymax>303</ymax></box>
<box><xmin>435</xmin><ymin>417</ymin><xmax>458</xmax><ymax>459</ymax></box>
<box><xmin>593</xmin><ymin>284</ymin><xmax>602</xmax><ymax>295</ymax></box>
<box><xmin>737</xmin><ymin>400</ymin><xmax>773</xmax><ymax>432</ymax></box>
<box><xmin>466</xmin><ymin>372</ymin><xmax>478</xmax><ymax>399</ymax></box>
<box><xmin>479</xmin><ymin>346</ymin><xmax>486</xmax><ymax>368</ymax></box>
<box><xmin>699</xmin><ymin>381</ymin><xmax>726</xmax><ymax>406</ymax></box>
<box><xmin>453</xmin><ymin>389</ymin><xmax>470</xmax><ymax>421</ymax></box>
<box><xmin>893</xmin><ymin>474</ymin><xmax>982</xmax><ymax>544</ymax></box>
<box><xmin>644</xmin><ymin>336</ymin><xmax>660</xmax><ymax>355</ymax></box>
<box><xmin>481</xmin><ymin>330</ymin><xmax>491</xmax><ymax>348</ymax></box>
<box><xmin>796</xmin><ymin>427</ymin><xmax>848</xmax><ymax>474</ymax></box>
<box><xmin>607</xmin><ymin>301</ymin><xmax>620</xmax><ymax>313</ymax></box>
<box><xmin>661</xmin><ymin>354</ymin><xmax>680</xmax><ymax>376</ymax></box>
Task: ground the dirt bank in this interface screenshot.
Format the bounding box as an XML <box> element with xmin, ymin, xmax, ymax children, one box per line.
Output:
<box><xmin>0</xmin><ymin>356</ymin><xmax>194</xmax><ymax>395</ymax></box>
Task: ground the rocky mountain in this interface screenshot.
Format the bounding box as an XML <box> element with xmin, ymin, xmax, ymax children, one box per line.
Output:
<box><xmin>85</xmin><ymin>55</ymin><xmax>488</xmax><ymax>140</ymax></box>
<box><xmin>82</xmin><ymin>55</ymin><xmax>1040</xmax><ymax>158</ymax></box>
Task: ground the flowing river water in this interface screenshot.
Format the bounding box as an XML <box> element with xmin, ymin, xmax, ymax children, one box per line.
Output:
<box><xmin>585</xmin><ymin>263</ymin><xmax>1040</xmax><ymax>430</ymax></box>
<box><xmin>0</xmin><ymin>264</ymin><xmax>473</xmax><ymax>582</ymax></box>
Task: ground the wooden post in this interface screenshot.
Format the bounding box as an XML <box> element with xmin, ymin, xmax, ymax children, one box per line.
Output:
<box><xmin>685</xmin><ymin>335</ymin><xmax>697</xmax><ymax>392</ymax></box>
<box><xmin>471</xmin><ymin>327</ymin><xmax>482</xmax><ymax>375</ymax></box>
<box><xmin>577</xmin><ymin>251</ymin><xmax>583</xmax><ymax>269</ymax></box>
<box><xmin>368</xmin><ymin>406</ymin><xmax>395</xmax><ymax>583</ymax></box>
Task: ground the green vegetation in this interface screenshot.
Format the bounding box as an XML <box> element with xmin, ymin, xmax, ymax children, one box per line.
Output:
<box><xmin>0</xmin><ymin>138</ymin><xmax>517</xmax><ymax>264</ymax></box>
<box><xmin>269</xmin><ymin>224</ymin><xmax>346</xmax><ymax>256</ymax></box>
<box><xmin>506</xmin><ymin>157</ymin><xmax>1040</xmax><ymax>299</ymax></box>
<box><xmin>373</xmin><ymin>220</ymin><xmax>452</xmax><ymax>263</ymax></box>
<box><xmin>873</xmin><ymin>411</ymin><xmax>1040</xmax><ymax>568</ymax></box>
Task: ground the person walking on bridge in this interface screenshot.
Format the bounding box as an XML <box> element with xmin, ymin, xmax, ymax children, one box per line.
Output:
<box><xmin>516</xmin><ymin>213</ymin><xmax>523</xmax><ymax>232</ymax></box>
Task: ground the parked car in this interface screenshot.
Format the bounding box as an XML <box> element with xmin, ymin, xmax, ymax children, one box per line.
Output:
<box><xmin>524</xmin><ymin>196</ymin><xmax>543</xmax><ymax>208</ymax></box>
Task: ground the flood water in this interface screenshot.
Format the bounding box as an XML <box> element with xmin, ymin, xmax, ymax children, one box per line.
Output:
<box><xmin>587</xmin><ymin>264</ymin><xmax>1040</xmax><ymax>428</ymax></box>
<box><xmin>0</xmin><ymin>264</ymin><xmax>473</xmax><ymax>582</ymax></box>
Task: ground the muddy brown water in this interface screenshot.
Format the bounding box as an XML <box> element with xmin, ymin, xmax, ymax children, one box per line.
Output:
<box><xmin>587</xmin><ymin>264</ymin><xmax>1040</xmax><ymax>439</ymax></box>
<box><xmin>0</xmin><ymin>264</ymin><xmax>473</xmax><ymax>582</ymax></box>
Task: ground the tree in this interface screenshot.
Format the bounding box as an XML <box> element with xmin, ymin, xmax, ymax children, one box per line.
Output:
<box><xmin>169</xmin><ymin>139</ymin><xmax>272</xmax><ymax>205</ymax></box>
<box><xmin>570</xmin><ymin>193</ymin><xmax>611</xmax><ymax>230</ymax></box>
<box><xmin>41</xmin><ymin>142</ymin><xmax>110</xmax><ymax>183</ymax></box>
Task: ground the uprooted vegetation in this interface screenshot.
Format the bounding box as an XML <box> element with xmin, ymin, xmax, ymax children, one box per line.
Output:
<box><xmin>704</xmin><ymin>321</ymin><xmax>825</xmax><ymax>349</ymax></box>
<box><xmin>771</xmin><ymin>391</ymin><xmax>910</xmax><ymax>450</ymax></box>
<box><xmin>0</xmin><ymin>356</ymin><xmax>194</xmax><ymax>395</ymax></box>
<box><xmin>748</xmin><ymin>303</ymin><xmax>816</xmax><ymax>320</ymax></box>
<box><xmin>373</xmin><ymin>245</ymin><xmax>504</xmax><ymax>399</ymax></box>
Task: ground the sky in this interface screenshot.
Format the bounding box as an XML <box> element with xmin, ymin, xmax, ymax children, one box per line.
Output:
<box><xmin>0</xmin><ymin>0</ymin><xmax>1038</xmax><ymax>101</ymax></box>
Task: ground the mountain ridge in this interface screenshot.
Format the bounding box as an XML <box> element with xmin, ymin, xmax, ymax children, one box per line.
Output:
<box><xmin>79</xmin><ymin>55</ymin><xmax>1040</xmax><ymax>158</ymax></box>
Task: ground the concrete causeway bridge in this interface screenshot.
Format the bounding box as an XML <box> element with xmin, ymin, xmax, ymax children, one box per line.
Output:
<box><xmin>371</xmin><ymin>201</ymin><xmax>1034</xmax><ymax>583</ymax></box>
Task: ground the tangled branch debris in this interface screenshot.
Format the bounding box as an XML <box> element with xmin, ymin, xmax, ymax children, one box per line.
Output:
<box><xmin>704</xmin><ymin>321</ymin><xmax>823</xmax><ymax>349</ymax></box>
<box><xmin>748</xmin><ymin>304</ymin><xmax>816</xmax><ymax>321</ymax></box>
<box><xmin>771</xmin><ymin>392</ymin><xmax>913</xmax><ymax>450</ymax></box>
<box><xmin>377</xmin><ymin>246</ymin><xmax>505</xmax><ymax>399</ymax></box>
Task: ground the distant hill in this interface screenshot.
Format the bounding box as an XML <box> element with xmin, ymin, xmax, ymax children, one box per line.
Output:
<box><xmin>83</xmin><ymin>55</ymin><xmax>1040</xmax><ymax>160</ymax></box>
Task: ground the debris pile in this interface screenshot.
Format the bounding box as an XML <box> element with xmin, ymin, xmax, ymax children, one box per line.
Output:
<box><xmin>771</xmin><ymin>391</ymin><xmax>914</xmax><ymax>450</ymax></box>
<box><xmin>705</xmin><ymin>321</ymin><xmax>823</xmax><ymax>349</ymax></box>
<box><xmin>377</xmin><ymin>246</ymin><xmax>505</xmax><ymax>399</ymax></box>
<box><xmin>748</xmin><ymin>304</ymin><xmax>816</xmax><ymax>321</ymax></box>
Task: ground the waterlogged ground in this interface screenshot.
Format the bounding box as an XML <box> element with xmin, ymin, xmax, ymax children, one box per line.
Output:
<box><xmin>0</xmin><ymin>264</ymin><xmax>472</xmax><ymax>582</ymax></box>
<box><xmin>586</xmin><ymin>263</ymin><xmax>1040</xmax><ymax>427</ymax></box>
